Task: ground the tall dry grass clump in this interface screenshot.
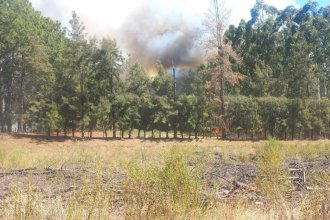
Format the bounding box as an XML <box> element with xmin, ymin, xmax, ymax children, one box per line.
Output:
<box><xmin>256</xmin><ymin>138</ymin><xmax>291</xmax><ymax>217</ymax></box>
<box><xmin>123</xmin><ymin>148</ymin><xmax>205</xmax><ymax>219</ymax></box>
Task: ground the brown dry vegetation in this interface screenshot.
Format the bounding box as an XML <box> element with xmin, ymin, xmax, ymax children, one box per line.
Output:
<box><xmin>1</xmin><ymin>134</ymin><xmax>330</xmax><ymax>219</ymax></box>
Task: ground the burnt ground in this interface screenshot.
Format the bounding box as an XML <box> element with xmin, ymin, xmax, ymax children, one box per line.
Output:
<box><xmin>1</xmin><ymin>154</ymin><xmax>329</xmax><ymax>209</ymax></box>
<box><xmin>0</xmin><ymin>168</ymin><xmax>92</xmax><ymax>206</ymax></box>
<box><xmin>0</xmin><ymin>158</ymin><xmax>259</xmax><ymax>210</ymax></box>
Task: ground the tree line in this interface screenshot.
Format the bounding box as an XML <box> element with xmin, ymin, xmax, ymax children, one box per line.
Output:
<box><xmin>227</xmin><ymin>0</ymin><xmax>330</xmax><ymax>98</ymax></box>
<box><xmin>0</xmin><ymin>0</ymin><xmax>329</xmax><ymax>140</ymax></box>
<box><xmin>227</xmin><ymin>96</ymin><xmax>330</xmax><ymax>140</ymax></box>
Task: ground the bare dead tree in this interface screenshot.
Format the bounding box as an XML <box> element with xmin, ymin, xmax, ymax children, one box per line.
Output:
<box><xmin>203</xmin><ymin>0</ymin><xmax>244</xmax><ymax>139</ymax></box>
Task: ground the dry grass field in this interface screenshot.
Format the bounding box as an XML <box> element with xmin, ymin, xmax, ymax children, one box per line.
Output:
<box><xmin>1</xmin><ymin>134</ymin><xmax>330</xmax><ymax>219</ymax></box>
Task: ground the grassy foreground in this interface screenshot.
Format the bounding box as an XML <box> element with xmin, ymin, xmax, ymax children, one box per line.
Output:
<box><xmin>0</xmin><ymin>134</ymin><xmax>330</xmax><ymax>219</ymax></box>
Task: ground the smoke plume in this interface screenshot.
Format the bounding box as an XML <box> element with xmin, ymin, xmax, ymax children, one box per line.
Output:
<box><xmin>118</xmin><ymin>1</ymin><xmax>204</xmax><ymax>69</ymax></box>
<box><xmin>31</xmin><ymin>0</ymin><xmax>299</xmax><ymax>70</ymax></box>
<box><xmin>31</xmin><ymin>0</ymin><xmax>206</xmax><ymax>70</ymax></box>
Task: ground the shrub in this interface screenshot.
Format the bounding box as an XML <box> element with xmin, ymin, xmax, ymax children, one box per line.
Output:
<box><xmin>257</xmin><ymin>138</ymin><xmax>289</xmax><ymax>202</ymax></box>
<box><xmin>123</xmin><ymin>148</ymin><xmax>204</xmax><ymax>219</ymax></box>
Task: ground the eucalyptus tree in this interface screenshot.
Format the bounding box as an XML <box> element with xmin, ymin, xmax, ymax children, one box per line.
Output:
<box><xmin>226</xmin><ymin>1</ymin><xmax>330</xmax><ymax>99</ymax></box>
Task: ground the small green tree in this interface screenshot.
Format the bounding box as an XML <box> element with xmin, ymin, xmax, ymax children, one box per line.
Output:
<box><xmin>27</xmin><ymin>100</ymin><xmax>61</xmax><ymax>136</ymax></box>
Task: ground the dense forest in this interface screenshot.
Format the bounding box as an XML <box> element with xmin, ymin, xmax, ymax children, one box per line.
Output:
<box><xmin>0</xmin><ymin>0</ymin><xmax>329</xmax><ymax>140</ymax></box>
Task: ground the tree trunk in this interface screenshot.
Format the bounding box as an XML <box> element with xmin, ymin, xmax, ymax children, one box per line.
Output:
<box><xmin>18</xmin><ymin>67</ymin><xmax>26</xmax><ymax>132</ymax></box>
<box><xmin>4</xmin><ymin>91</ymin><xmax>12</xmax><ymax>133</ymax></box>
<box><xmin>311</xmin><ymin>130</ymin><xmax>314</xmax><ymax>140</ymax></box>
<box><xmin>4</xmin><ymin>52</ymin><xmax>14</xmax><ymax>133</ymax></box>
<box><xmin>324</xmin><ymin>76</ymin><xmax>327</xmax><ymax>97</ymax></box>
<box><xmin>307</xmin><ymin>84</ymin><xmax>311</xmax><ymax>97</ymax></box>
<box><xmin>291</xmin><ymin>126</ymin><xmax>295</xmax><ymax>140</ymax></box>
<box><xmin>144</xmin><ymin>129</ymin><xmax>146</xmax><ymax>139</ymax></box>
<box><xmin>0</xmin><ymin>64</ymin><xmax>3</xmax><ymax>132</ymax></box>
<box><xmin>72</xmin><ymin>112</ymin><xmax>75</xmax><ymax>137</ymax></box>
<box><xmin>138</xmin><ymin>129</ymin><xmax>141</xmax><ymax>139</ymax></box>
<box><xmin>22</xmin><ymin>102</ymin><xmax>27</xmax><ymax>132</ymax></box>
<box><xmin>219</xmin><ymin>49</ymin><xmax>226</xmax><ymax>140</ymax></box>
<box><xmin>64</xmin><ymin>122</ymin><xmax>67</xmax><ymax>137</ymax></box>
<box><xmin>81</xmin><ymin>119</ymin><xmax>85</xmax><ymax>138</ymax></box>
<box><xmin>110</xmin><ymin>72</ymin><xmax>116</xmax><ymax>139</ymax></box>
<box><xmin>112</xmin><ymin>119</ymin><xmax>116</xmax><ymax>138</ymax></box>
<box><xmin>174</xmin><ymin>129</ymin><xmax>177</xmax><ymax>139</ymax></box>
<box><xmin>317</xmin><ymin>77</ymin><xmax>321</xmax><ymax>101</ymax></box>
<box><xmin>80</xmin><ymin>71</ymin><xmax>85</xmax><ymax>138</ymax></box>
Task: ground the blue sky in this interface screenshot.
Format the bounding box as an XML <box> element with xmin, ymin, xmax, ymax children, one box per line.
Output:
<box><xmin>30</xmin><ymin>0</ymin><xmax>329</xmax><ymax>39</ymax></box>
<box><xmin>30</xmin><ymin>0</ymin><xmax>329</xmax><ymax>35</ymax></box>
<box><xmin>297</xmin><ymin>0</ymin><xmax>329</xmax><ymax>7</ymax></box>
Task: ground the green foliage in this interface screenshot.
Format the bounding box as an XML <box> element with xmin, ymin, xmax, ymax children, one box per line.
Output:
<box><xmin>226</xmin><ymin>97</ymin><xmax>330</xmax><ymax>139</ymax></box>
<box><xmin>258</xmin><ymin>97</ymin><xmax>290</xmax><ymax>138</ymax></box>
<box><xmin>0</xmin><ymin>0</ymin><xmax>330</xmax><ymax>140</ymax></box>
<box><xmin>127</xmin><ymin>62</ymin><xmax>150</xmax><ymax>96</ymax></box>
<box><xmin>152</xmin><ymin>61</ymin><xmax>173</xmax><ymax>97</ymax></box>
<box><xmin>27</xmin><ymin>100</ymin><xmax>61</xmax><ymax>134</ymax></box>
<box><xmin>152</xmin><ymin>96</ymin><xmax>173</xmax><ymax>133</ymax></box>
<box><xmin>227</xmin><ymin>1</ymin><xmax>330</xmax><ymax>99</ymax></box>
<box><xmin>227</xmin><ymin>96</ymin><xmax>261</xmax><ymax>136</ymax></box>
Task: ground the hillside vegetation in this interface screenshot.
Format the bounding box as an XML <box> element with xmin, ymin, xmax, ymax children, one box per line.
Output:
<box><xmin>0</xmin><ymin>0</ymin><xmax>329</xmax><ymax>139</ymax></box>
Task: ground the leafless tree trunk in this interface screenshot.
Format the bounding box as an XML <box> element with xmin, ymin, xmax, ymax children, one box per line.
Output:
<box><xmin>203</xmin><ymin>0</ymin><xmax>231</xmax><ymax>139</ymax></box>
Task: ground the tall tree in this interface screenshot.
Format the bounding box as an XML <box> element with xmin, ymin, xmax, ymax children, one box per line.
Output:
<box><xmin>203</xmin><ymin>0</ymin><xmax>243</xmax><ymax>138</ymax></box>
<box><xmin>93</xmin><ymin>37</ymin><xmax>123</xmax><ymax>138</ymax></box>
<box><xmin>68</xmin><ymin>11</ymin><xmax>90</xmax><ymax>138</ymax></box>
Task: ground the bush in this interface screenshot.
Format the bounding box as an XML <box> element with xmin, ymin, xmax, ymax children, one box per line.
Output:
<box><xmin>123</xmin><ymin>148</ymin><xmax>204</xmax><ymax>219</ymax></box>
<box><xmin>227</xmin><ymin>96</ymin><xmax>261</xmax><ymax>138</ymax></box>
<box><xmin>257</xmin><ymin>138</ymin><xmax>289</xmax><ymax>202</ymax></box>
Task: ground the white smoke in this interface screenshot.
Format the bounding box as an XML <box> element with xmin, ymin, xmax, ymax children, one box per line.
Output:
<box><xmin>30</xmin><ymin>0</ymin><xmax>299</xmax><ymax>68</ymax></box>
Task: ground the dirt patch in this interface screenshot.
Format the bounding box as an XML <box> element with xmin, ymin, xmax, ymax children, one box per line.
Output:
<box><xmin>0</xmin><ymin>168</ymin><xmax>87</xmax><ymax>206</ymax></box>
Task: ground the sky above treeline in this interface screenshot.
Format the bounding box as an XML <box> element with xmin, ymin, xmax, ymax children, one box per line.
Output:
<box><xmin>30</xmin><ymin>0</ymin><xmax>328</xmax><ymax>33</ymax></box>
<box><xmin>29</xmin><ymin>0</ymin><xmax>329</xmax><ymax>68</ymax></box>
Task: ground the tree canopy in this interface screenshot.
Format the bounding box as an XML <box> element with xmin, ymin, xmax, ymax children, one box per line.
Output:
<box><xmin>0</xmin><ymin>0</ymin><xmax>329</xmax><ymax>140</ymax></box>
